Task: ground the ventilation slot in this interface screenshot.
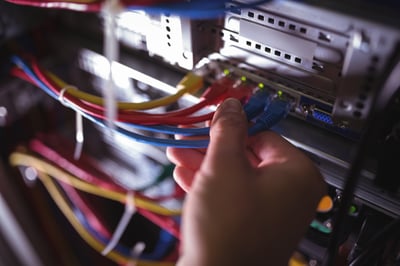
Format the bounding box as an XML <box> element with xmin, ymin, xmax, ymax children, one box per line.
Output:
<box><xmin>318</xmin><ymin>32</ymin><xmax>331</xmax><ymax>42</ymax></box>
<box><xmin>241</xmin><ymin>39</ymin><xmax>304</xmax><ymax>65</ymax></box>
<box><xmin>165</xmin><ymin>19</ymin><xmax>171</xmax><ymax>47</ymax></box>
<box><xmin>353</xmin><ymin>111</ymin><xmax>362</xmax><ymax>118</ymax></box>
<box><xmin>353</xmin><ymin>55</ymin><xmax>379</xmax><ymax>116</ymax></box>
<box><xmin>230</xmin><ymin>34</ymin><xmax>239</xmax><ymax>42</ymax></box>
<box><xmin>312</xmin><ymin>62</ymin><xmax>324</xmax><ymax>72</ymax></box>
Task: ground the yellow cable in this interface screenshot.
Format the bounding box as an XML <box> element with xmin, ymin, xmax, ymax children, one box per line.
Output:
<box><xmin>9</xmin><ymin>152</ymin><xmax>181</xmax><ymax>216</ymax></box>
<box><xmin>37</xmin><ymin>171</ymin><xmax>175</xmax><ymax>266</ymax></box>
<box><xmin>46</xmin><ymin>70</ymin><xmax>203</xmax><ymax>110</ymax></box>
<box><xmin>37</xmin><ymin>171</ymin><xmax>128</xmax><ymax>264</ymax></box>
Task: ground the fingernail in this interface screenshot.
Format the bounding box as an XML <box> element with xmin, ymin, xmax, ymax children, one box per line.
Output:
<box><xmin>219</xmin><ymin>98</ymin><xmax>242</xmax><ymax>113</ymax></box>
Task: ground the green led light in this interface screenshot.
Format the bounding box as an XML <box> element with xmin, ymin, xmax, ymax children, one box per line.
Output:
<box><xmin>241</xmin><ymin>76</ymin><xmax>247</xmax><ymax>82</ymax></box>
<box><xmin>258</xmin><ymin>83</ymin><xmax>264</xmax><ymax>89</ymax></box>
<box><xmin>349</xmin><ymin>205</ymin><xmax>357</xmax><ymax>214</ymax></box>
<box><xmin>277</xmin><ymin>90</ymin><xmax>283</xmax><ymax>97</ymax></box>
<box><xmin>223</xmin><ymin>69</ymin><xmax>230</xmax><ymax>75</ymax></box>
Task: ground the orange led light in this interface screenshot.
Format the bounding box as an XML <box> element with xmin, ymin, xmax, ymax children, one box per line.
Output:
<box><xmin>317</xmin><ymin>195</ymin><xmax>333</xmax><ymax>213</ymax></box>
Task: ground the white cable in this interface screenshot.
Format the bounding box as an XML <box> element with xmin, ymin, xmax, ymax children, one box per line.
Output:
<box><xmin>102</xmin><ymin>0</ymin><xmax>122</xmax><ymax>135</ymax></box>
<box><xmin>127</xmin><ymin>241</ymin><xmax>146</xmax><ymax>266</ymax></box>
<box><xmin>58</xmin><ymin>86</ymin><xmax>85</xmax><ymax>160</ymax></box>
<box><xmin>73</xmin><ymin>111</ymin><xmax>84</xmax><ymax>160</ymax></box>
<box><xmin>101</xmin><ymin>191</ymin><xmax>136</xmax><ymax>256</ymax></box>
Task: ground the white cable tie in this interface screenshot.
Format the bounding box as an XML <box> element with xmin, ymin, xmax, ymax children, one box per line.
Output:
<box><xmin>127</xmin><ymin>241</ymin><xmax>146</xmax><ymax>266</ymax></box>
<box><xmin>58</xmin><ymin>86</ymin><xmax>73</xmax><ymax>107</ymax></box>
<box><xmin>102</xmin><ymin>0</ymin><xmax>122</xmax><ymax>137</ymax></box>
<box><xmin>58</xmin><ymin>85</ymin><xmax>84</xmax><ymax>160</ymax></box>
<box><xmin>101</xmin><ymin>191</ymin><xmax>136</xmax><ymax>256</ymax></box>
<box><xmin>73</xmin><ymin>111</ymin><xmax>84</xmax><ymax>160</ymax></box>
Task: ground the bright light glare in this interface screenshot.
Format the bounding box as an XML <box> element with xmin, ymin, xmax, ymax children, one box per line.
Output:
<box><xmin>0</xmin><ymin>106</ymin><xmax>7</xmax><ymax>117</ymax></box>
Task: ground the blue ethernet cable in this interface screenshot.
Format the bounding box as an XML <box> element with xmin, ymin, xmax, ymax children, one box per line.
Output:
<box><xmin>11</xmin><ymin>55</ymin><xmax>289</xmax><ymax>148</ymax></box>
<box><xmin>118</xmin><ymin>122</ymin><xmax>211</xmax><ymax>137</ymax></box>
<box><xmin>140</xmin><ymin>229</ymin><xmax>177</xmax><ymax>261</ymax></box>
<box><xmin>89</xmin><ymin>115</ymin><xmax>211</xmax><ymax>148</ymax></box>
<box><xmin>127</xmin><ymin>0</ymin><xmax>274</xmax><ymax>19</ymax></box>
<box><xmin>10</xmin><ymin>56</ymin><xmax>58</xmax><ymax>100</ymax></box>
<box><xmin>74</xmin><ymin>209</ymin><xmax>132</xmax><ymax>256</ymax></box>
<box><xmin>248</xmin><ymin>98</ymin><xmax>291</xmax><ymax>136</ymax></box>
<box><xmin>118</xmin><ymin>89</ymin><xmax>272</xmax><ymax>137</ymax></box>
<box><xmin>10</xmin><ymin>55</ymin><xmax>208</xmax><ymax>147</ymax></box>
<box><xmin>88</xmin><ymin>99</ymin><xmax>289</xmax><ymax>148</ymax></box>
<box><xmin>243</xmin><ymin>89</ymin><xmax>272</xmax><ymax>121</ymax></box>
<box><xmin>128</xmin><ymin>0</ymin><xmax>227</xmax><ymax>18</ymax></box>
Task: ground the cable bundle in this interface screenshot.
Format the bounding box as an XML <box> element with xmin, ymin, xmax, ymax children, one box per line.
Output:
<box><xmin>10</xmin><ymin>135</ymin><xmax>183</xmax><ymax>265</ymax></box>
<box><xmin>10</xmin><ymin>54</ymin><xmax>291</xmax><ymax>148</ymax></box>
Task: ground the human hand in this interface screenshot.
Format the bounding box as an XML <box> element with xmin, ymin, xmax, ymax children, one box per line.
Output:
<box><xmin>166</xmin><ymin>98</ymin><xmax>326</xmax><ymax>266</ymax></box>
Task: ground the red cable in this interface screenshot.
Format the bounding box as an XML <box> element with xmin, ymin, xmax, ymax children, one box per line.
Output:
<box><xmin>13</xmin><ymin>55</ymin><xmax>254</xmax><ymax>126</ymax></box>
<box><xmin>121</xmin><ymin>0</ymin><xmax>183</xmax><ymax>6</ymax></box>
<box><xmin>60</xmin><ymin>182</ymin><xmax>112</xmax><ymax>238</ymax></box>
<box><xmin>4</xmin><ymin>0</ymin><xmax>101</xmax><ymax>12</ymax></box>
<box><xmin>59</xmin><ymin>177</ymin><xmax>181</xmax><ymax>242</ymax></box>
<box><xmin>29</xmin><ymin>138</ymin><xmax>127</xmax><ymax>193</ymax></box>
<box><xmin>30</xmin><ymin>62</ymin><xmax>227</xmax><ymax>119</ymax></box>
<box><xmin>12</xmin><ymin>63</ymin><xmax>213</xmax><ymax>125</ymax></box>
<box><xmin>30</xmin><ymin>59</ymin><xmax>232</xmax><ymax>117</ymax></box>
<box><xmin>138</xmin><ymin>208</ymin><xmax>180</xmax><ymax>239</ymax></box>
<box><xmin>30</xmin><ymin>136</ymin><xmax>182</xmax><ymax>237</ymax></box>
<box><xmin>6</xmin><ymin>0</ymin><xmax>186</xmax><ymax>12</ymax></box>
<box><xmin>29</xmin><ymin>136</ymin><xmax>183</xmax><ymax>203</ymax></box>
<box><xmin>29</xmin><ymin>60</ymin><xmax>231</xmax><ymax>125</ymax></box>
<box><xmin>12</xmin><ymin>58</ymin><xmax>254</xmax><ymax>125</ymax></box>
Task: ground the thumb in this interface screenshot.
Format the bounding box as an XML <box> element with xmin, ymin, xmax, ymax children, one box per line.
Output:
<box><xmin>200</xmin><ymin>98</ymin><xmax>249</xmax><ymax>178</ymax></box>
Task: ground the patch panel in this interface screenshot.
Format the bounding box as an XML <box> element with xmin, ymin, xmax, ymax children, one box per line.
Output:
<box><xmin>218</xmin><ymin>0</ymin><xmax>400</xmax><ymax>132</ymax></box>
<box><xmin>199</xmin><ymin>54</ymin><xmax>364</xmax><ymax>139</ymax></box>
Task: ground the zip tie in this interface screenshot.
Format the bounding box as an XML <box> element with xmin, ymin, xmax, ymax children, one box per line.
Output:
<box><xmin>101</xmin><ymin>191</ymin><xmax>136</xmax><ymax>256</ymax></box>
<box><xmin>102</xmin><ymin>0</ymin><xmax>122</xmax><ymax>136</ymax></box>
<box><xmin>59</xmin><ymin>86</ymin><xmax>85</xmax><ymax>160</ymax></box>
<box><xmin>127</xmin><ymin>241</ymin><xmax>146</xmax><ymax>266</ymax></box>
<box><xmin>58</xmin><ymin>86</ymin><xmax>74</xmax><ymax>107</ymax></box>
<box><xmin>73</xmin><ymin>111</ymin><xmax>84</xmax><ymax>160</ymax></box>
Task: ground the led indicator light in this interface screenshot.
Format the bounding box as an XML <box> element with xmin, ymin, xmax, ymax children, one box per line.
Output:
<box><xmin>317</xmin><ymin>195</ymin><xmax>333</xmax><ymax>213</ymax></box>
<box><xmin>349</xmin><ymin>205</ymin><xmax>358</xmax><ymax>214</ymax></box>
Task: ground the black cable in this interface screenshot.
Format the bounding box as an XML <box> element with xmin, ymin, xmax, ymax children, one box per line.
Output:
<box><xmin>322</xmin><ymin>53</ymin><xmax>400</xmax><ymax>266</ymax></box>
<box><xmin>349</xmin><ymin>217</ymin><xmax>400</xmax><ymax>266</ymax></box>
